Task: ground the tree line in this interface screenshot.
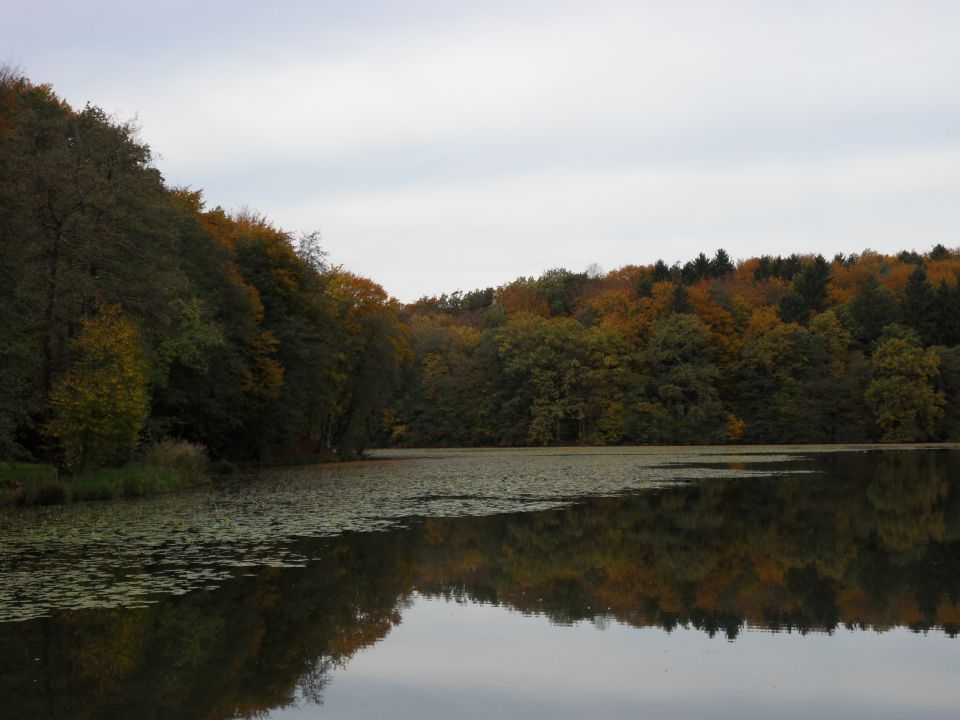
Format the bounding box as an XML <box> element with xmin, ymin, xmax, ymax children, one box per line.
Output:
<box><xmin>393</xmin><ymin>248</ymin><xmax>960</xmax><ymax>446</ymax></box>
<box><xmin>2</xmin><ymin>70</ymin><xmax>960</xmax><ymax>471</ymax></box>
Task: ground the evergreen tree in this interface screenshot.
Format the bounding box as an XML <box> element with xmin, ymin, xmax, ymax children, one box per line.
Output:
<box><xmin>844</xmin><ymin>274</ymin><xmax>901</xmax><ymax>347</ymax></box>
<box><xmin>902</xmin><ymin>265</ymin><xmax>937</xmax><ymax>345</ymax></box>
<box><xmin>710</xmin><ymin>248</ymin><xmax>735</xmax><ymax>277</ymax></box>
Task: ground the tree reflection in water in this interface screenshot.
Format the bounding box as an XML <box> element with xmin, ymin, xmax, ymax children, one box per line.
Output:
<box><xmin>1</xmin><ymin>450</ymin><xmax>958</xmax><ymax>719</ymax></box>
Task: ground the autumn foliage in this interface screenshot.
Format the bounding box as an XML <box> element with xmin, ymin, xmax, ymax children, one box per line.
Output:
<box><xmin>3</xmin><ymin>70</ymin><xmax>960</xmax><ymax>466</ymax></box>
<box><xmin>0</xmin><ymin>72</ymin><xmax>408</xmax><ymax>468</ymax></box>
<box><xmin>46</xmin><ymin>305</ymin><xmax>150</xmax><ymax>472</ymax></box>
<box><xmin>393</xmin><ymin>248</ymin><xmax>960</xmax><ymax>447</ymax></box>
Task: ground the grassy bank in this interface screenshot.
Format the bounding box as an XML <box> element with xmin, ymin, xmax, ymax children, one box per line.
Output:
<box><xmin>0</xmin><ymin>463</ymin><xmax>210</xmax><ymax>507</ymax></box>
<box><xmin>0</xmin><ymin>463</ymin><xmax>63</xmax><ymax>506</ymax></box>
<box><xmin>0</xmin><ymin>440</ymin><xmax>210</xmax><ymax>507</ymax></box>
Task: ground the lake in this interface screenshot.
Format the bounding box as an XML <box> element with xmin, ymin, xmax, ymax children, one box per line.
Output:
<box><xmin>1</xmin><ymin>447</ymin><xmax>958</xmax><ymax>718</ymax></box>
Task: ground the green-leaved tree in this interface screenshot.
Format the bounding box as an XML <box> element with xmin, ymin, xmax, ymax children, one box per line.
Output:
<box><xmin>865</xmin><ymin>328</ymin><xmax>944</xmax><ymax>442</ymax></box>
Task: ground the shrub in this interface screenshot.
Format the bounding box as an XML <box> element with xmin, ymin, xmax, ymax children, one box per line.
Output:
<box><xmin>142</xmin><ymin>439</ymin><xmax>208</xmax><ymax>483</ymax></box>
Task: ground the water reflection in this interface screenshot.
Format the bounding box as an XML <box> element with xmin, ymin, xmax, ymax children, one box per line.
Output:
<box><xmin>1</xmin><ymin>450</ymin><xmax>958</xmax><ymax>719</ymax></box>
<box><xmin>312</xmin><ymin>599</ymin><xmax>959</xmax><ymax>720</ymax></box>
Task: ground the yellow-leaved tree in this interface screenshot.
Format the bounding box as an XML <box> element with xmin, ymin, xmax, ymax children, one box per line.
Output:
<box><xmin>47</xmin><ymin>304</ymin><xmax>150</xmax><ymax>472</ymax></box>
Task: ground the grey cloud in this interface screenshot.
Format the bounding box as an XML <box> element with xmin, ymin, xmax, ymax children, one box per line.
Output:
<box><xmin>4</xmin><ymin>1</ymin><xmax>959</xmax><ymax>300</ymax></box>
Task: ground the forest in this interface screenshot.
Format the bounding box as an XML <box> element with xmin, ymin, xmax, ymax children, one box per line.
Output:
<box><xmin>2</xmin><ymin>71</ymin><xmax>960</xmax><ymax>477</ymax></box>
<box><xmin>395</xmin><ymin>246</ymin><xmax>960</xmax><ymax>447</ymax></box>
<box><xmin>0</xmin><ymin>71</ymin><xmax>408</xmax><ymax>475</ymax></box>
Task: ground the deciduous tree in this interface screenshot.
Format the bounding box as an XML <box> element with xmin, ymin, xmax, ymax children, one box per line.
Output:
<box><xmin>47</xmin><ymin>305</ymin><xmax>150</xmax><ymax>471</ymax></box>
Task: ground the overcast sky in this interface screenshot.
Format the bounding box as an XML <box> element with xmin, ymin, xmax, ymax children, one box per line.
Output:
<box><xmin>4</xmin><ymin>1</ymin><xmax>960</xmax><ymax>300</ymax></box>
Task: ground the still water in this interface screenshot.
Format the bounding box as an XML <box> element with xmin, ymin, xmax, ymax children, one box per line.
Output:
<box><xmin>1</xmin><ymin>447</ymin><xmax>958</xmax><ymax>718</ymax></box>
